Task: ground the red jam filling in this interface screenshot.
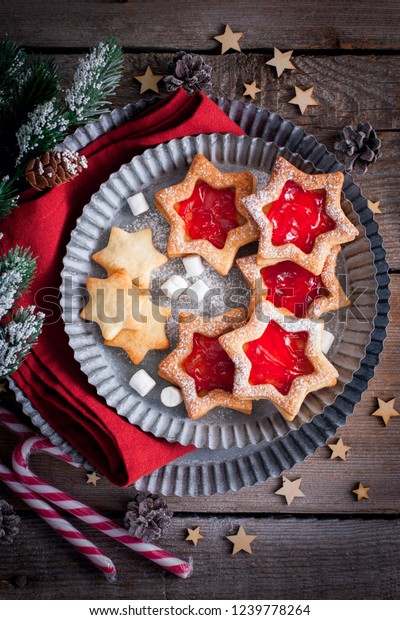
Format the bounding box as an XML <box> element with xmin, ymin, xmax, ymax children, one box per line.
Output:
<box><xmin>183</xmin><ymin>333</ymin><xmax>235</xmax><ymax>394</ymax></box>
<box><xmin>266</xmin><ymin>180</ymin><xmax>335</xmax><ymax>254</ymax></box>
<box><xmin>260</xmin><ymin>261</ymin><xmax>326</xmax><ymax>318</ymax></box>
<box><xmin>177</xmin><ymin>181</ymin><xmax>239</xmax><ymax>249</ymax></box>
<box><xmin>243</xmin><ymin>320</ymin><xmax>314</xmax><ymax>395</ymax></box>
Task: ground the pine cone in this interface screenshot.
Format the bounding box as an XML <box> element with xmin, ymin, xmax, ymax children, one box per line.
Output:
<box><xmin>0</xmin><ymin>499</ymin><xmax>21</xmax><ymax>544</ymax></box>
<box><xmin>124</xmin><ymin>493</ymin><xmax>173</xmax><ymax>543</ymax></box>
<box><xmin>25</xmin><ymin>149</ymin><xmax>88</xmax><ymax>191</ymax></box>
<box><xmin>334</xmin><ymin>122</ymin><xmax>381</xmax><ymax>175</ymax></box>
<box><xmin>164</xmin><ymin>51</ymin><xmax>212</xmax><ymax>95</ymax></box>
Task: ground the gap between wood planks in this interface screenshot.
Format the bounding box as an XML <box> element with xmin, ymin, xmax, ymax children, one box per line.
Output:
<box><xmin>19</xmin><ymin>46</ymin><xmax>400</xmax><ymax>56</ymax></box>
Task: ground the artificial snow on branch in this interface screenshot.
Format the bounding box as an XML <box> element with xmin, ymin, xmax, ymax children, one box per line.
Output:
<box><xmin>0</xmin><ymin>242</ymin><xmax>44</xmax><ymax>379</ymax></box>
<box><xmin>0</xmin><ymin>36</ymin><xmax>124</xmax><ymax>218</ymax></box>
<box><xmin>65</xmin><ymin>38</ymin><xmax>123</xmax><ymax>124</ymax></box>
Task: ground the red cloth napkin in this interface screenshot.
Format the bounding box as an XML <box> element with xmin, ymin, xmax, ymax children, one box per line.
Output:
<box><xmin>1</xmin><ymin>88</ymin><xmax>245</xmax><ymax>486</ymax></box>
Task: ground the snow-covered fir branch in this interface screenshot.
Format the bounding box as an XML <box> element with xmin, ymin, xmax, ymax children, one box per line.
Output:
<box><xmin>16</xmin><ymin>98</ymin><xmax>69</xmax><ymax>164</ymax></box>
<box><xmin>0</xmin><ymin>306</ymin><xmax>44</xmax><ymax>378</ymax></box>
<box><xmin>65</xmin><ymin>38</ymin><xmax>123</xmax><ymax>123</ymax></box>
<box><xmin>0</xmin><ymin>246</ymin><xmax>36</xmax><ymax>313</ymax></box>
<box><xmin>0</xmin><ymin>269</ymin><xmax>23</xmax><ymax>320</ymax></box>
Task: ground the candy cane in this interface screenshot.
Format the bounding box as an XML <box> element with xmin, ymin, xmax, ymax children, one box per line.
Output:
<box><xmin>0</xmin><ymin>407</ymin><xmax>79</xmax><ymax>468</ymax></box>
<box><xmin>13</xmin><ymin>435</ymin><xmax>193</xmax><ymax>579</ymax></box>
<box><xmin>0</xmin><ymin>406</ymin><xmax>34</xmax><ymax>438</ymax></box>
<box><xmin>0</xmin><ymin>457</ymin><xmax>117</xmax><ymax>581</ymax></box>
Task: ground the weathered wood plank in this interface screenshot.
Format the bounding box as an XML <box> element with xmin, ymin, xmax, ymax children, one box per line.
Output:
<box><xmin>0</xmin><ymin>515</ymin><xmax>399</xmax><ymax>600</ymax></box>
<box><xmin>1</xmin><ymin>276</ymin><xmax>398</xmax><ymax>515</ymax></box>
<box><xmin>2</xmin><ymin>0</ymin><xmax>400</xmax><ymax>50</ymax></box>
<box><xmin>52</xmin><ymin>53</ymin><xmax>400</xmax><ymax>131</ymax></box>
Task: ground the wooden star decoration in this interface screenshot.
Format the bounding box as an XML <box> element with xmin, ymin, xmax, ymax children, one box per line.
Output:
<box><xmin>353</xmin><ymin>482</ymin><xmax>369</xmax><ymax>501</ymax></box>
<box><xmin>214</xmin><ymin>25</ymin><xmax>243</xmax><ymax>55</ymax></box>
<box><xmin>371</xmin><ymin>398</ymin><xmax>400</xmax><ymax>426</ymax></box>
<box><xmin>328</xmin><ymin>437</ymin><xmax>351</xmax><ymax>461</ymax></box>
<box><xmin>368</xmin><ymin>200</ymin><xmax>382</xmax><ymax>214</ymax></box>
<box><xmin>86</xmin><ymin>472</ymin><xmax>101</xmax><ymax>486</ymax></box>
<box><xmin>243</xmin><ymin>81</ymin><xmax>261</xmax><ymax>99</ymax></box>
<box><xmin>134</xmin><ymin>66</ymin><xmax>164</xmax><ymax>94</ymax></box>
<box><xmin>288</xmin><ymin>86</ymin><xmax>318</xmax><ymax>115</ymax></box>
<box><xmin>275</xmin><ymin>476</ymin><xmax>305</xmax><ymax>506</ymax></box>
<box><xmin>266</xmin><ymin>47</ymin><xmax>295</xmax><ymax>77</ymax></box>
<box><xmin>226</xmin><ymin>525</ymin><xmax>256</xmax><ymax>555</ymax></box>
<box><xmin>186</xmin><ymin>527</ymin><xmax>204</xmax><ymax>546</ymax></box>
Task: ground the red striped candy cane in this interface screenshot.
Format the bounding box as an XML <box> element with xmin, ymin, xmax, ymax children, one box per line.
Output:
<box><xmin>0</xmin><ymin>406</ymin><xmax>34</xmax><ymax>438</ymax></box>
<box><xmin>0</xmin><ymin>458</ymin><xmax>117</xmax><ymax>581</ymax></box>
<box><xmin>0</xmin><ymin>407</ymin><xmax>78</xmax><ymax>468</ymax></box>
<box><xmin>13</xmin><ymin>435</ymin><xmax>193</xmax><ymax>579</ymax></box>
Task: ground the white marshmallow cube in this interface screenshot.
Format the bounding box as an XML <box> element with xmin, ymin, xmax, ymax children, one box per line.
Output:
<box><xmin>322</xmin><ymin>330</ymin><xmax>335</xmax><ymax>355</ymax></box>
<box><xmin>187</xmin><ymin>279</ymin><xmax>210</xmax><ymax>303</ymax></box>
<box><xmin>182</xmin><ymin>254</ymin><xmax>204</xmax><ymax>278</ymax></box>
<box><xmin>161</xmin><ymin>386</ymin><xmax>183</xmax><ymax>408</ymax></box>
<box><xmin>127</xmin><ymin>192</ymin><xmax>150</xmax><ymax>216</ymax></box>
<box><xmin>161</xmin><ymin>275</ymin><xmax>188</xmax><ymax>299</ymax></box>
<box><xmin>129</xmin><ymin>369</ymin><xmax>156</xmax><ymax>397</ymax></box>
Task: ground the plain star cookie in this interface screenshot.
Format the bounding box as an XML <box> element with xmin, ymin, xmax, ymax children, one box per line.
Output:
<box><xmin>92</xmin><ymin>227</ymin><xmax>167</xmax><ymax>289</ymax></box>
<box><xmin>80</xmin><ymin>269</ymin><xmax>146</xmax><ymax>340</ymax></box>
<box><xmin>105</xmin><ymin>296</ymin><xmax>171</xmax><ymax>365</ymax></box>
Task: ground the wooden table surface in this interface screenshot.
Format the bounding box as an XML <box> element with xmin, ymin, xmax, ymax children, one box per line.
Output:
<box><xmin>1</xmin><ymin>0</ymin><xmax>399</xmax><ymax>601</ymax></box>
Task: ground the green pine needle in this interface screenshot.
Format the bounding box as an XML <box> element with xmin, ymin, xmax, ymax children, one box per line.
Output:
<box><xmin>0</xmin><ymin>305</ymin><xmax>44</xmax><ymax>378</ymax></box>
<box><xmin>0</xmin><ymin>246</ymin><xmax>37</xmax><ymax>295</ymax></box>
<box><xmin>15</xmin><ymin>98</ymin><xmax>69</xmax><ymax>166</ymax></box>
<box><xmin>0</xmin><ymin>53</ymin><xmax>60</xmax><ymax>178</ymax></box>
<box><xmin>0</xmin><ymin>176</ymin><xmax>19</xmax><ymax>219</ymax></box>
<box><xmin>65</xmin><ymin>38</ymin><xmax>123</xmax><ymax>124</ymax></box>
<box><xmin>0</xmin><ymin>38</ymin><xmax>27</xmax><ymax>108</ymax></box>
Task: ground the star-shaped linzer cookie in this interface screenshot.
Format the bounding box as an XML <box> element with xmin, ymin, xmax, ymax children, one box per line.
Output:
<box><xmin>134</xmin><ymin>66</ymin><xmax>164</xmax><ymax>94</ymax></box>
<box><xmin>186</xmin><ymin>527</ymin><xmax>204</xmax><ymax>546</ymax></box>
<box><xmin>243</xmin><ymin>81</ymin><xmax>261</xmax><ymax>99</ymax></box>
<box><xmin>158</xmin><ymin>309</ymin><xmax>252</xmax><ymax>419</ymax></box>
<box><xmin>236</xmin><ymin>245</ymin><xmax>350</xmax><ymax>319</ymax></box>
<box><xmin>328</xmin><ymin>437</ymin><xmax>351</xmax><ymax>460</ymax></box>
<box><xmin>219</xmin><ymin>301</ymin><xmax>338</xmax><ymax>421</ymax></box>
<box><xmin>154</xmin><ymin>153</ymin><xmax>258</xmax><ymax>276</ymax></box>
<box><xmin>92</xmin><ymin>227</ymin><xmax>167</xmax><ymax>289</ymax></box>
<box><xmin>105</xmin><ymin>297</ymin><xmax>171</xmax><ymax>365</ymax></box>
<box><xmin>353</xmin><ymin>482</ymin><xmax>369</xmax><ymax>501</ymax></box>
<box><xmin>214</xmin><ymin>25</ymin><xmax>243</xmax><ymax>55</ymax></box>
<box><xmin>275</xmin><ymin>476</ymin><xmax>305</xmax><ymax>506</ymax></box>
<box><xmin>371</xmin><ymin>398</ymin><xmax>400</xmax><ymax>426</ymax></box>
<box><xmin>266</xmin><ymin>48</ymin><xmax>295</xmax><ymax>77</ymax></box>
<box><xmin>242</xmin><ymin>156</ymin><xmax>359</xmax><ymax>275</ymax></box>
<box><xmin>80</xmin><ymin>269</ymin><xmax>146</xmax><ymax>341</ymax></box>
<box><xmin>289</xmin><ymin>86</ymin><xmax>318</xmax><ymax>115</ymax></box>
<box><xmin>226</xmin><ymin>526</ymin><xmax>256</xmax><ymax>555</ymax></box>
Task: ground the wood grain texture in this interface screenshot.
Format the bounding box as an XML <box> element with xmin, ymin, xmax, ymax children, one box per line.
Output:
<box><xmin>1</xmin><ymin>0</ymin><xmax>400</xmax><ymax>50</ymax></box>
<box><xmin>1</xmin><ymin>276</ymin><xmax>398</xmax><ymax>515</ymax></box>
<box><xmin>0</xmin><ymin>21</ymin><xmax>398</xmax><ymax>597</ymax></box>
<box><xmin>0</xmin><ymin>515</ymin><xmax>399</xmax><ymax>600</ymax></box>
